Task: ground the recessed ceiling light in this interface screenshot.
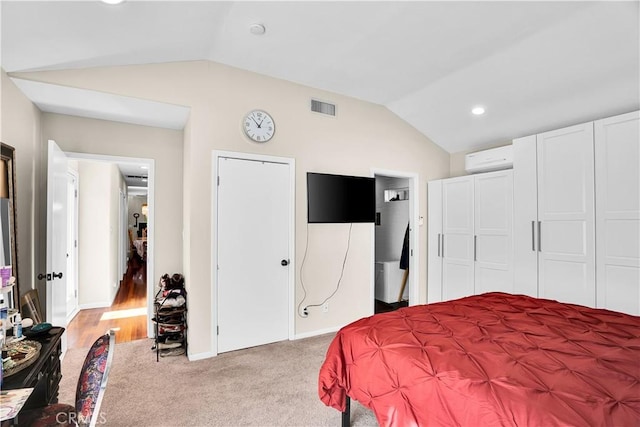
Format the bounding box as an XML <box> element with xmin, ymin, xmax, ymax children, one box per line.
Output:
<box><xmin>249</xmin><ymin>23</ymin><xmax>266</xmax><ymax>36</ymax></box>
<box><xmin>101</xmin><ymin>0</ymin><xmax>125</xmax><ymax>4</ymax></box>
<box><xmin>472</xmin><ymin>106</ymin><xmax>486</xmax><ymax>115</ymax></box>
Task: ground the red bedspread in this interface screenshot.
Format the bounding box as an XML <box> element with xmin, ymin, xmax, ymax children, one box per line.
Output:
<box><xmin>318</xmin><ymin>293</ymin><xmax>640</xmax><ymax>426</ymax></box>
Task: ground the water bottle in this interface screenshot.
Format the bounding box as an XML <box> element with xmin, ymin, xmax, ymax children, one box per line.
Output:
<box><xmin>13</xmin><ymin>312</ymin><xmax>22</xmax><ymax>339</ymax></box>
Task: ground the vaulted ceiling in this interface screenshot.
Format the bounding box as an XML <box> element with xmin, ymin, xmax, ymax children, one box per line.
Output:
<box><xmin>2</xmin><ymin>1</ymin><xmax>638</xmax><ymax>153</ymax></box>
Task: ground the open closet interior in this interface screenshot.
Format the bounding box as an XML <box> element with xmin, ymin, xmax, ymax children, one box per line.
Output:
<box><xmin>374</xmin><ymin>175</ymin><xmax>410</xmax><ymax>313</ymax></box>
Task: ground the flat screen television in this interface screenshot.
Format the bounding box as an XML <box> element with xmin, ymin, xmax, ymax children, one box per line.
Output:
<box><xmin>307</xmin><ymin>172</ymin><xmax>375</xmax><ymax>223</ymax></box>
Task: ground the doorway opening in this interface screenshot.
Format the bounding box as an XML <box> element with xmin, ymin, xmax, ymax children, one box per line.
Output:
<box><xmin>63</xmin><ymin>153</ymin><xmax>154</xmax><ymax>349</ymax></box>
<box><xmin>372</xmin><ymin>170</ymin><xmax>419</xmax><ymax>314</ymax></box>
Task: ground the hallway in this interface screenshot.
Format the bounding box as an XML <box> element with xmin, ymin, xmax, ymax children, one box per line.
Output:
<box><xmin>66</xmin><ymin>256</ymin><xmax>148</xmax><ymax>349</ymax></box>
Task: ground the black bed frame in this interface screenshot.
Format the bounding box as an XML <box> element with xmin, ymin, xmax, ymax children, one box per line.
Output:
<box><xmin>341</xmin><ymin>396</ymin><xmax>351</xmax><ymax>427</ymax></box>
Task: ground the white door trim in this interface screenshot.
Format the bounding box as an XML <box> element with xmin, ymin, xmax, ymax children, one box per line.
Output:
<box><xmin>371</xmin><ymin>168</ymin><xmax>420</xmax><ymax>310</ymax></box>
<box><xmin>63</xmin><ymin>151</ymin><xmax>155</xmax><ymax>338</ymax></box>
<box><xmin>66</xmin><ymin>169</ymin><xmax>80</xmax><ymax>323</ymax></box>
<box><xmin>212</xmin><ymin>150</ymin><xmax>295</xmax><ymax>356</ymax></box>
<box><xmin>46</xmin><ymin>140</ymin><xmax>69</xmax><ymax>355</ymax></box>
<box><xmin>118</xmin><ymin>190</ymin><xmax>125</xmax><ymax>281</ymax></box>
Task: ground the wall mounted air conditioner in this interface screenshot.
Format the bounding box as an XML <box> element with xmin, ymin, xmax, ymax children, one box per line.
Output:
<box><xmin>465</xmin><ymin>145</ymin><xmax>513</xmax><ymax>174</ymax></box>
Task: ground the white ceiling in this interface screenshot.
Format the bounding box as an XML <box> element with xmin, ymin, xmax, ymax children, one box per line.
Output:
<box><xmin>1</xmin><ymin>1</ymin><xmax>638</xmax><ymax>154</ymax></box>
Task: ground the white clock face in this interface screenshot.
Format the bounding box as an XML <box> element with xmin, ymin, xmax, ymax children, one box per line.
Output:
<box><xmin>243</xmin><ymin>110</ymin><xmax>275</xmax><ymax>143</ymax></box>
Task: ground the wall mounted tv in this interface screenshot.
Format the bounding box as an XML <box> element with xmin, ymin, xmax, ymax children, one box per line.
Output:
<box><xmin>307</xmin><ymin>172</ymin><xmax>376</xmax><ymax>223</ymax></box>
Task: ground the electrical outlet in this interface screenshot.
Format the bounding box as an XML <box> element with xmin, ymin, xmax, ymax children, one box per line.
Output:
<box><xmin>322</xmin><ymin>302</ymin><xmax>329</xmax><ymax>313</ymax></box>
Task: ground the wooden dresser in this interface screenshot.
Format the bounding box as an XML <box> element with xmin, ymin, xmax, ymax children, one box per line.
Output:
<box><xmin>3</xmin><ymin>327</ymin><xmax>65</xmax><ymax>411</ymax></box>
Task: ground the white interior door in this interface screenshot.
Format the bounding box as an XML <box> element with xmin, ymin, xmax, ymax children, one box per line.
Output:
<box><xmin>513</xmin><ymin>135</ymin><xmax>540</xmax><ymax>297</ymax></box>
<box><xmin>216</xmin><ymin>156</ymin><xmax>290</xmax><ymax>353</ymax></box>
<box><xmin>595</xmin><ymin>111</ymin><xmax>640</xmax><ymax>315</ymax></box>
<box><xmin>46</xmin><ymin>140</ymin><xmax>69</xmax><ymax>349</ymax></box>
<box><xmin>537</xmin><ymin>123</ymin><xmax>595</xmax><ymax>306</ymax></box>
<box><xmin>442</xmin><ymin>176</ymin><xmax>474</xmax><ymax>300</ymax></box>
<box><xmin>474</xmin><ymin>170</ymin><xmax>513</xmax><ymax>294</ymax></box>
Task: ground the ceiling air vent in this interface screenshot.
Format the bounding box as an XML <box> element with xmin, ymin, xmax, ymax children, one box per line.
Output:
<box><xmin>311</xmin><ymin>99</ymin><xmax>336</xmax><ymax>116</ymax></box>
<box><xmin>127</xmin><ymin>175</ymin><xmax>147</xmax><ymax>180</ymax></box>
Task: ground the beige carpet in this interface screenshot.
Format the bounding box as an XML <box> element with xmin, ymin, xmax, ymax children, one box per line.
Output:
<box><xmin>59</xmin><ymin>334</ymin><xmax>377</xmax><ymax>426</ymax></box>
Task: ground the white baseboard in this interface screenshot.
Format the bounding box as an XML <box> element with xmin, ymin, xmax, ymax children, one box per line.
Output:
<box><xmin>66</xmin><ymin>307</ymin><xmax>80</xmax><ymax>324</ymax></box>
<box><xmin>293</xmin><ymin>326</ymin><xmax>340</xmax><ymax>340</ymax></box>
<box><xmin>79</xmin><ymin>301</ymin><xmax>111</xmax><ymax>310</ymax></box>
<box><xmin>188</xmin><ymin>350</ymin><xmax>216</xmax><ymax>361</ymax></box>
<box><xmin>185</xmin><ymin>327</ymin><xmax>340</xmax><ymax>362</ymax></box>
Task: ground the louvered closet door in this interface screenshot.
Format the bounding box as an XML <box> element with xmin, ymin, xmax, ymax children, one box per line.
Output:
<box><xmin>595</xmin><ymin>111</ymin><xmax>640</xmax><ymax>315</ymax></box>
<box><xmin>537</xmin><ymin>123</ymin><xmax>595</xmax><ymax>307</ymax></box>
<box><xmin>474</xmin><ymin>170</ymin><xmax>513</xmax><ymax>294</ymax></box>
<box><xmin>442</xmin><ymin>177</ymin><xmax>474</xmax><ymax>300</ymax></box>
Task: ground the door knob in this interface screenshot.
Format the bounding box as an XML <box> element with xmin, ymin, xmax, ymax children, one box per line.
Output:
<box><xmin>281</xmin><ymin>259</ymin><xmax>289</xmax><ymax>266</ymax></box>
<box><xmin>37</xmin><ymin>273</ymin><xmax>49</xmax><ymax>281</ymax></box>
<box><xmin>52</xmin><ymin>272</ymin><xmax>63</xmax><ymax>279</ymax></box>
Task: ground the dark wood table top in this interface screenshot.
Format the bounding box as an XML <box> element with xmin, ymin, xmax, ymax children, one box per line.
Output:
<box><xmin>2</xmin><ymin>327</ymin><xmax>64</xmax><ymax>390</ymax></box>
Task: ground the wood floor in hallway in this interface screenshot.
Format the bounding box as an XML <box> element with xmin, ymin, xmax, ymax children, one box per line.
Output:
<box><xmin>66</xmin><ymin>256</ymin><xmax>149</xmax><ymax>349</ymax></box>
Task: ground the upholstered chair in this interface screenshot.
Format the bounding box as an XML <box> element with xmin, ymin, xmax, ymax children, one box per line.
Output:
<box><xmin>19</xmin><ymin>330</ymin><xmax>115</xmax><ymax>427</ymax></box>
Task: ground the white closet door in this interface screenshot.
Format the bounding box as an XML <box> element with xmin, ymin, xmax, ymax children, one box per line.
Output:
<box><xmin>513</xmin><ymin>135</ymin><xmax>539</xmax><ymax>297</ymax></box>
<box><xmin>217</xmin><ymin>157</ymin><xmax>290</xmax><ymax>353</ymax></box>
<box><xmin>595</xmin><ymin>111</ymin><xmax>640</xmax><ymax>315</ymax></box>
<box><xmin>442</xmin><ymin>176</ymin><xmax>474</xmax><ymax>300</ymax></box>
<box><xmin>537</xmin><ymin>123</ymin><xmax>595</xmax><ymax>306</ymax></box>
<box><xmin>427</xmin><ymin>180</ymin><xmax>443</xmax><ymax>303</ymax></box>
<box><xmin>474</xmin><ymin>170</ymin><xmax>513</xmax><ymax>294</ymax></box>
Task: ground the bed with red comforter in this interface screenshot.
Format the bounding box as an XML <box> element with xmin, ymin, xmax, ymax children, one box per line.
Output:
<box><xmin>318</xmin><ymin>292</ymin><xmax>640</xmax><ymax>426</ymax></box>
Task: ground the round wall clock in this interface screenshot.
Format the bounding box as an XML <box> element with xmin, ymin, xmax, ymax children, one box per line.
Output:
<box><xmin>242</xmin><ymin>110</ymin><xmax>275</xmax><ymax>143</ymax></box>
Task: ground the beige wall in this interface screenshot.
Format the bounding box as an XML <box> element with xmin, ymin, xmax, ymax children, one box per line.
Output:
<box><xmin>77</xmin><ymin>160</ymin><xmax>123</xmax><ymax>307</ymax></box>
<box><xmin>449</xmin><ymin>141</ymin><xmax>512</xmax><ymax>177</ymax></box>
<box><xmin>41</xmin><ymin>113</ymin><xmax>184</xmax><ymax>303</ymax></box>
<box><xmin>0</xmin><ymin>70</ymin><xmax>42</xmax><ymax>303</ymax></box>
<box><xmin>15</xmin><ymin>61</ymin><xmax>450</xmax><ymax>358</ymax></box>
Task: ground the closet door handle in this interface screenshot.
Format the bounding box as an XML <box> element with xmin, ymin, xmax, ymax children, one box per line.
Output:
<box><xmin>537</xmin><ymin>221</ymin><xmax>542</xmax><ymax>252</ymax></box>
<box><xmin>531</xmin><ymin>221</ymin><xmax>536</xmax><ymax>252</ymax></box>
<box><xmin>474</xmin><ymin>235</ymin><xmax>477</xmax><ymax>261</ymax></box>
<box><xmin>441</xmin><ymin>234</ymin><xmax>444</xmax><ymax>258</ymax></box>
<box><xmin>437</xmin><ymin>233</ymin><xmax>441</xmax><ymax>257</ymax></box>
